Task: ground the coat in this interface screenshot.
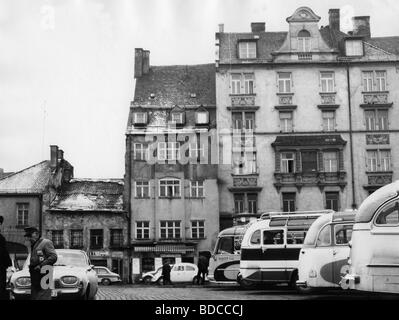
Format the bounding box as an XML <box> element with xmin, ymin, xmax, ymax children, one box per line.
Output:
<box><xmin>0</xmin><ymin>233</ymin><xmax>11</xmax><ymax>270</ymax></box>
<box><xmin>29</xmin><ymin>238</ymin><xmax>57</xmax><ymax>289</ymax></box>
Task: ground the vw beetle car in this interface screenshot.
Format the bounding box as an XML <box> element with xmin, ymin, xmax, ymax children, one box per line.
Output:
<box><xmin>93</xmin><ymin>266</ymin><xmax>122</xmax><ymax>285</ymax></box>
<box><xmin>10</xmin><ymin>249</ymin><xmax>98</xmax><ymax>300</ymax></box>
<box><xmin>140</xmin><ymin>262</ymin><xmax>199</xmax><ymax>284</ymax></box>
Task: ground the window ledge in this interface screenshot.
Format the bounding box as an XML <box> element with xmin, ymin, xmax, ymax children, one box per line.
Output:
<box><xmin>159</xmin><ymin>197</ymin><xmax>182</xmax><ymax>199</ymax></box>
<box><xmin>362</xmin><ymin>91</ymin><xmax>389</xmax><ymax>94</ymax></box>
<box><xmin>276</xmin><ymin>92</ymin><xmax>294</xmax><ymax>96</ymax></box>
<box><xmin>135</xmin><ymin>197</ymin><xmax>151</xmax><ymax>199</ymax></box>
<box><xmin>319</xmin><ymin>92</ymin><xmax>337</xmax><ymax>95</ymax></box>
<box><xmin>229</xmin><ymin>93</ymin><xmax>256</xmax><ymax>97</ymax></box>
<box><xmin>187</xmin><ymin>197</ymin><xmax>206</xmax><ymax>200</ymax></box>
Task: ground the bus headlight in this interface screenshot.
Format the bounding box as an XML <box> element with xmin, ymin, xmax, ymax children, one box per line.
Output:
<box><xmin>308</xmin><ymin>270</ymin><xmax>317</xmax><ymax>278</ymax></box>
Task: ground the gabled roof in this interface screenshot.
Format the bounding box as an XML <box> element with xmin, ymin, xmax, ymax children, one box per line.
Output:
<box><xmin>133</xmin><ymin>64</ymin><xmax>216</xmax><ymax>107</ymax></box>
<box><xmin>218</xmin><ymin>32</ymin><xmax>288</xmax><ymax>64</ymax></box>
<box><xmin>0</xmin><ymin>161</ymin><xmax>51</xmax><ymax>193</ymax></box>
<box><xmin>49</xmin><ymin>179</ymin><xmax>125</xmax><ymax>213</ymax></box>
<box><xmin>366</xmin><ymin>37</ymin><xmax>399</xmax><ymax>55</ymax></box>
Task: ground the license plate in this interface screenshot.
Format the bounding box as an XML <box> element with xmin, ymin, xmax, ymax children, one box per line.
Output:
<box><xmin>51</xmin><ymin>290</ymin><xmax>58</xmax><ymax>297</ymax></box>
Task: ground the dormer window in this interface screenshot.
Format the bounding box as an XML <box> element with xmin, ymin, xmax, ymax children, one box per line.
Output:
<box><xmin>238</xmin><ymin>41</ymin><xmax>257</xmax><ymax>59</ymax></box>
<box><xmin>298</xmin><ymin>30</ymin><xmax>311</xmax><ymax>52</ymax></box>
<box><xmin>345</xmin><ymin>39</ymin><xmax>364</xmax><ymax>56</ymax></box>
<box><xmin>133</xmin><ymin>111</ymin><xmax>148</xmax><ymax>125</ymax></box>
<box><xmin>171</xmin><ymin>112</ymin><xmax>184</xmax><ymax>125</ymax></box>
<box><xmin>196</xmin><ymin>109</ymin><xmax>209</xmax><ymax>125</ymax></box>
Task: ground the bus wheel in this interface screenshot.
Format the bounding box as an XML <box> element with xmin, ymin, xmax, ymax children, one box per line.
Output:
<box><xmin>289</xmin><ymin>271</ymin><xmax>299</xmax><ymax>289</ymax></box>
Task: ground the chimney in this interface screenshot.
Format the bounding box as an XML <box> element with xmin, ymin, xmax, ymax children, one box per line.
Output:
<box><xmin>57</xmin><ymin>149</ymin><xmax>64</xmax><ymax>164</ymax></box>
<box><xmin>50</xmin><ymin>145</ymin><xmax>59</xmax><ymax>170</ymax></box>
<box><xmin>251</xmin><ymin>22</ymin><xmax>265</xmax><ymax>33</ymax></box>
<box><xmin>352</xmin><ymin>16</ymin><xmax>371</xmax><ymax>38</ymax></box>
<box><xmin>329</xmin><ymin>9</ymin><xmax>340</xmax><ymax>31</ymax></box>
<box><xmin>218</xmin><ymin>24</ymin><xmax>224</xmax><ymax>33</ymax></box>
<box><xmin>134</xmin><ymin>48</ymin><xmax>143</xmax><ymax>78</ymax></box>
<box><xmin>142</xmin><ymin>50</ymin><xmax>150</xmax><ymax>75</ymax></box>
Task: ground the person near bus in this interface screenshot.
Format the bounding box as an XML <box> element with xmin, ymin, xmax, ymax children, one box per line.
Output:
<box><xmin>162</xmin><ymin>262</ymin><xmax>172</xmax><ymax>285</ymax></box>
<box><xmin>196</xmin><ymin>255</ymin><xmax>208</xmax><ymax>285</ymax></box>
<box><xmin>0</xmin><ymin>216</ymin><xmax>12</xmax><ymax>300</ymax></box>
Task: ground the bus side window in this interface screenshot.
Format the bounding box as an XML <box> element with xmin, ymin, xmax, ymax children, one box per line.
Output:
<box><xmin>263</xmin><ymin>230</ymin><xmax>284</xmax><ymax>245</ymax></box>
<box><xmin>250</xmin><ymin>230</ymin><xmax>261</xmax><ymax>245</ymax></box>
<box><xmin>316</xmin><ymin>225</ymin><xmax>331</xmax><ymax>247</ymax></box>
<box><xmin>375</xmin><ymin>202</ymin><xmax>399</xmax><ymax>225</ymax></box>
<box><xmin>334</xmin><ymin>224</ymin><xmax>353</xmax><ymax>245</ymax></box>
<box><xmin>217</xmin><ymin>237</ymin><xmax>234</xmax><ymax>254</ymax></box>
<box><xmin>287</xmin><ymin>228</ymin><xmax>306</xmax><ymax>245</ymax></box>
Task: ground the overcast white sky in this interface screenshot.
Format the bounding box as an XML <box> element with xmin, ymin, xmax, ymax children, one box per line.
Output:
<box><xmin>1</xmin><ymin>0</ymin><xmax>398</xmax><ymax>179</ymax></box>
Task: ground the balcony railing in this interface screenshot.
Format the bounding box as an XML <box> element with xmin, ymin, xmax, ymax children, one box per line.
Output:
<box><xmin>277</xmin><ymin>94</ymin><xmax>294</xmax><ymax>105</ymax></box>
<box><xmin>320</xmin><ymin>93</ymin><xmax>336</xmax><ymax>105</ymax></box>
<box><xmin>274</xmin><ymin>171</ymin><xmax>347</xmax><ymax>191</ymax></box>
<box><xmin>363</xmin><ymin>92</ymin><xmax>389</xmax><ymax>105</ymax></box>
<box><xmin>366</xmin><ymin>172</ymin><xmax>393</xmax><ymax>186</ymax></box>
<box><xmin>231</xmin><ymin>95</ymin><xmax>256</xmax><ymax>107</ymax></box>
<box><xmin>297</xmin><ymin>53</ymin><xmax>313</xmax><ymax>61</ymax></box>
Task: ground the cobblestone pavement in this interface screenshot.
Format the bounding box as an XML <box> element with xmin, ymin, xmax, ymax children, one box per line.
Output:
<box><xmin>96</xmin><ymin>284</ymin><xmax>399</xmax><ymax>300</ymax></box>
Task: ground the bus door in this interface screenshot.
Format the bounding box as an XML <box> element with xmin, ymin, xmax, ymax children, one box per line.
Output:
<box><xmin>314</xmin><ymin>223</ymin><xmax>335</xmax><ymax>285</ymax></box>
<box><xmin>286</xmin><ymin>225</ymin><xmax>307</xmax><ymax>280</ymax></box>
<box><xmin>212</xmin><ymin>236</ymin><xmax>239</xmax><ymax>281</ymax></box>
<box><xmin>332</xmin><ymin>223</ymin><xmax>353</xmax><ymax>285</ymax></box>
<box><xmin>261</xmin><ymin>228</ymin><xmax>287</xmax><ymax>282</ymax></box>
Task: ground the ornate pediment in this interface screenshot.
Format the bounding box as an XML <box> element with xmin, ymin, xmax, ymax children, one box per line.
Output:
<box><xmin>286</xmin><ymin>7</ymin><xmax>321</xmax><ymax>23</ymax></box>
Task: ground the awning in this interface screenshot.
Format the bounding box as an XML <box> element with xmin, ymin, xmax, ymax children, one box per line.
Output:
<box><xmin>134</xmin><ymin>245</ymin><xmax>195</xmax><ymax>253</ymax></box>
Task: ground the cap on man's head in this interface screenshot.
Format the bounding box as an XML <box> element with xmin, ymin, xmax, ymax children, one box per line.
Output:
<box><xmin>24</xmin><ymin>226</ymin><xmax>40</xmax><ymax>237</ymax></box>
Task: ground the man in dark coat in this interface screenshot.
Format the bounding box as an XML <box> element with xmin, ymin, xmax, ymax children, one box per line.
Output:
<box><xmin>196</xmin><ymin>255</ymin><xmax>209</xmax><ymax>285</ymax></box>
<box><xmin>162</xmin><ymin>262</ymin><xmax>172</xmax><ymax>285</ymax></box>
<box><xmin>0</xmin><ymin>216</ymin><xmax>12</xmax><ymax>300</ymax></box>
<box><xmin>24</xmin><ymin>227</ymin><xmax>57</xmax><ymax>300</ymax></box>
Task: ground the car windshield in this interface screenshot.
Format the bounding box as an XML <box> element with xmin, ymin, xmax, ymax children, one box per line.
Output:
<box><xmin>23</xmin><ymin>250</ymin><xmax>88</xmax><ymax>269</ymax></box>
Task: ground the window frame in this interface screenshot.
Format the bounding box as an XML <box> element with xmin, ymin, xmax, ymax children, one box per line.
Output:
<box><xmin>135</xmin><ymin>221</ymin><xmax>150</xmax><ymax>240</ymax></box>
<box><xmin>333</xmin><ymin>224</ymin><xmax>353</xmax><ymax>246</ymax></box>
<box><xmin>70</xmin><ymin>229</ymin><xmax>84</xmax><ymax>249</ymax></box>
<box><xmin>191</xmin><ymin>220</ymin><xmax>205</xmax><ymax>239</ymax></box>
<box><xmin>189</xmin><ymin>181</ymin><xmax>205</xmax><ymax>198</ymax></box>
<box><xmin>159</xmin><ymin>220</ymin><xmax>181</xmax><ymax>239</ymax></box>
<box><xmin>159</xmin><ymin>178</ymin><xmax>181</xmax><ymax>198</ymax></box>
<box><xmin>322</xmin><ymin>110</ymin><xmax>336</xmax><ymax>132</ymax></box>
<box><xmin>110</xmin><ymin>228</ymin><xmax>124</xmax><ymax>247</ymax></box>
<box><xmin>323</xmin><ymin>151</ymin><xmax>338</xmax><ymax>173</ymax></box>
<box><xmin>158</xmin><ymin>142</ymin><xmax>181</xmax><ymax>161</ymax></box>
<box><xmin>133</xmin><ymin>143</ymin><xmax>148</xmax><ymax>161</ymax></box>
<box><xmin>238</xmin><ymin>41</ymin><xmax>257</xmax><ymax>59</ymax></box>
<box><xmin>366</xmin><ymin>149</ymin><xmax>392</xmax><ymax>172</ymax></box>
<box><xmin>374</xmin><ymin>201</ymin><xmax>399</xmax><ymax>227</ymax></box>
<box><xmin>279</xmin><ymin>111</ymin><xmax>293</xmax><ymax>133</ymax></box>
<box><xmin>232</xmin><ymin>150</ymin><xmax>257</xmax><ymax>175</ymax></box>
<box><xmin>51</xmin><ymin>230</ymin><xmax>64</xmax><ymax>249</ymax></box>
<box><xmin>282</xmin><ymin>193</ymin><xmax>296</xmax><ymax>212</ymax></box>
<box><xmin>16</xmin><ymin>203</ymin><xmax>29</xmax><ymax>227</ymax></box>
<box><xmin>135</xmin><ymin>181</ymin><xmax>150</xmax><ymax>198</ymax></box>
<box><xmin>320</xmin><ymin>72</ymin><xmax>335</xmax><ymax>93</ymax></box>
<box><xmin>133</xmin><ymin>112</ymin><xmax>148</xmax><ymax>125</ymax></box>
<box><xmin>280</xmin><ymin>152</ymin><xmax>295</xmax><ymax>174</ymax></box>
<box><xmin>278</xmin><ymin>72</ymin><xmax>292</xmax><ymax>94</ymax></box>
<box><xmin>90</xmin><ymin>229</ymin><xmax>104</xmax><ymax>249</ymax></box>
<box><xmin>345</xmin><ymin>40</ymin><xmax>364</xmax><ymax>57</ymax></box>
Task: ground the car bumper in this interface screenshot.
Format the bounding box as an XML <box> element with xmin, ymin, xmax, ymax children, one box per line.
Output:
<box><xmin>296</xmin><ymin>280</ymin><xmax>307</xmax><ymax>287</ymax></box>
<box><xmin>11</xmin><ymin>287</ymin><xmax>85</xmax><ymax>300</ymax></box>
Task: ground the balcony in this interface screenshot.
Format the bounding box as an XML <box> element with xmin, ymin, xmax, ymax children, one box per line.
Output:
<box><xmin>366</xmin><ymin>134</ymin><xmax>390</xmax><ymax>145</ymax></box>
<box><xmin>361</xmin><ymin>92</ymin><xmax>392</xmax><ymax>107</ymax></box>
<box><xmin>228</xmin><ymin>174</ymin><xmax>262</xmax><ymax>192</ymax></box>
<box><xmin>297</xmin><ymin>53</ymin><xmax>313</xmax><ymax>61</ymax></box>
<box><xmin>319</xmin><ymin>93</ymin><xmax>337</xmax><ymax>105</ymax></box>
<box><xmin>366</xmin><ymin>172</ymin><xmax>393</xmax><ymax>187</ymax></box>
<box><xmin>230</xmin><ymin>94</ymin><xmax>256</xmax><ymax>107</ymax></box>
<box><xmin>277</xmin><ymin>93</ymin><xmax>294</xmax><ymax>105</ymax></box>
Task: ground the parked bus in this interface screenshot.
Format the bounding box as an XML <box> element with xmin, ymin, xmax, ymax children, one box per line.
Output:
<box><xmin>296</xmin><ymin>211</ymin><xmax>356</xmax><ymax>292</ymax></box>
<box><xmin>239</xmin><ymin>210</ymin><xmax>333</xmax><ymax>288</ymax></box>
<box><xmin>208</xmin><ymin>224</ymin><xmax>251</xmax><ymax>283</ymax></box>
<box><xmin>341</xmin><ymin>180</ymin><xmax>399</xmax><ymax>294</ymax></box>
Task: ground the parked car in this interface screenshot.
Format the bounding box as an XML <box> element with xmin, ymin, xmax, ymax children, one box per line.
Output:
<box><xmin>10</xmin><ymin>249</ymin><xmax>98</xmax><ymax>300</ymax></box>
<box><xmin>93</xmin><ymin>266</ymin><xmax>122</xmax><ymax>285</ymax></box>
<box><xmin>140</xmin><ymin>262</ymin><xmax>199</xmax><ymax>284</ymax></box>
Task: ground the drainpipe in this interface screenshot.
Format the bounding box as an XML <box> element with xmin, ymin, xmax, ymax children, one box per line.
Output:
<box><xmin>126</xmin><ymin>135</ymin><xmax>132</xmax><ymax>284</ymax></box>
<box><xmin>346</xmin><ymin>64</ymin><xmax>357</xmax><ymax>209</ymax></box>
<box><xmin>39</xmin><ymin>194</ymin><xmax>43</xmax><ymax>234</ymax></box>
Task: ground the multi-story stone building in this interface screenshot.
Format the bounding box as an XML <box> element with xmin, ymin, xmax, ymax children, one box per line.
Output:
<box><xmin>125</xmin><ymin>49</ymin><xmax>219</xmax><ymax>282</ymax></box>
<box><xmin>215</xmin><ymin>6</ymin><xmax>399</xmax><ymax>228</ymax></box>
<box><xmin>44</xmin><ymin>179</ymin><xmax>129</xmax><ymax>283</ymax></box>
<box><xmin>0</xmin><ymin>145</ymin><xmax>73</xmax><ymax>264</ymax></box>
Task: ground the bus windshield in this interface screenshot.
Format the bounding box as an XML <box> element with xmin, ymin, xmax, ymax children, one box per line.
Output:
<box><xmin>215</xmin><ymin>236</ymin><xmax>241</xmax><ymax>255</ymax></box>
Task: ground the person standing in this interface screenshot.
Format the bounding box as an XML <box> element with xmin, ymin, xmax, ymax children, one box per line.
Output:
<box><xmin>196</xmin><ymin>255</ymin><xmax>208</xmax><ymax>285</ymax></box>
<box><xmin>162</xmin><ymin>262</ymin><xmax>171</xmax><ymax>285</ymax></box>
<box><xmin>24</xmin><ymin>227</ymin><xmax>57</xmax><ymax>300</ymax></box>
<box><xmin>0</xmin><ymin>216</ymin><xmax>12</xmax><ymax>300</ymax></box>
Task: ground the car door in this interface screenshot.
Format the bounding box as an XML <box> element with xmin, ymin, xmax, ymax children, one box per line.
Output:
<box><xmin>332</xmin><ymin>223</ymin><xmax>353</xmax><ymax>285</ymax></box>
<box><xmin>261</xmin><ymin>228</ymin><xmax>286</xmax><ymax>282</ymax></box>
<box><xmin>170</xmin><ymin>265</ymin><xmax>182</xmax><ymax>282</ymax></box>
<box><xmin>314</xmin><ymin>223</ymin><xmax>335</xmax><ymax>286</ymax></box>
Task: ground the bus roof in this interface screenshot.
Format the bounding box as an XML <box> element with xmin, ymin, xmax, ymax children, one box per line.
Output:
<box><xmin>356</xmin><ymin>180</ymin><xmax>399</xmax><ymax>223</ymax></box>
<box><xmin>260</xmin><ymin>210</ymin><xmax>333</xmax><ymax>220</ymax></box>
<box><xmin>218</xmin><ymin>225</ymin><xmax>249</xmax><ymax>237</ymax></box>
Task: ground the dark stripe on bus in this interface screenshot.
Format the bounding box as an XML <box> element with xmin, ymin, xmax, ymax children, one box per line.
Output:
<box><xmin>241</xmin><ymin>248</ymin><xmax>301</xmax><ymax>261</ymax></box>
<box><xmin>214</xmin><ymin>261</ymin><xmax>240</xmax><ymax>282</ymax></box>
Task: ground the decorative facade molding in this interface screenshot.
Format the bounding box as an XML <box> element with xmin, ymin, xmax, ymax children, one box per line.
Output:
<box><xmin>366</xmin><ymin>134</ymin><xmax>390</xmax><ymax>145</ymax></box>
<box><xmin>231</xmin><ymin>95</ymin><xmax>256</xmax><ymax>107</ymax></box>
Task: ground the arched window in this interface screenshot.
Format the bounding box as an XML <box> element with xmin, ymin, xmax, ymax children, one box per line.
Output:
<box><xmin>298</xmin><ymin>30</ymin><xmax>311</xmax><ymax>52</ymax></box>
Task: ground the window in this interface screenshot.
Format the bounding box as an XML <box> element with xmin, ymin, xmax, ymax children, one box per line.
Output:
<box><xmin>190</xmin><ymin>181</ymin><xmax>204</xmax><ymax>198</ymax></box>
<box><xmin>171</xmin><ymin>112</ymin><xmax>184</xmax><ymax>124</ymax></box>
<box><xmin>232</xmin><ymin>112</ymin><xmax>255</xmax><ymax>131</ymax></box>
<box><xmin>247</xmin><ymin>193</ymin><xmax>258</xmax><ymax>214</ymax></box>
<box><xmin>301</xmin><ymin>151</ymin><xmax>318</xmax><ymax>173</ymax></box>
<box><xmin>322</xmin><ymin>111</ymin><xmax>336</xmax><ymax>132</ymax></box>
<box><xmin>263</xmin><ymin>230</ymin><xmax>284</xmax><ymax>245</ymax></box>
<box><xmin>133</xmin><ymin>112</ymin><xmax>147</xmax><ymax>124</ymax></box>
<box><xmin>323</xmin><ymin>152</ymin><xmax>338</xmax><ymax>172</ymax></box>
<box><xmin>136</xmin><ymin>221</ymin><xmax>150</xmax><ymax>240</ymax></box>
<box><xmin>216</xmin><ymin>237</ymin><xmax>234</xmax><ymax>254</ymax></box>
<box><xmin>278</xmin><ymin>72</ymin><xmax>292</xmax><ymax>93</ymax></box>
<box><xmin>375</xmin><ymin>202</ymin><xmax>399</xmax><ymax>225</ymax></box>
<box><xmin>232</xmin><ymin>151</ymin><xmax>257</xmax><ymax>175</ymax></box>
<box><xmin>279</xmin><ymin>112</ymin><xmax>293</xmax><ymax>133</ymax></box>
<box><xmin>90</xmin><ymin>229</ymin><xmax>104</xmax><ymax>249</ymax></box>
<box><xmin>234</xmin><ymin>194</ymin><xmax>245</xmax><ymax>214</ymax></box>
<box><xmin>238</xmin><ymin>41</ymin><xmax>257</xmax><ymax>59</ymax></box>
<box><xmin>334</xmin><ymin>224</ymin><xmax>353</xmax><ymax>245</ymax></box>
<box><xmin>375</xmin><ymin>71</ymin><xmax>387</xmax><ymax>91</ymax></box>
<box><xmin>191</xmin><ymin>220</ymin><xmax>205</xmax><ymax>239</ymax></box>
<box><xmin>159</xmin><ymin>179</ymin><xmax>181</xmax><ymax>197</ymax></box>
<box><xmin>231</xmin><ymin>74</ymin><xmax>241</xmax><ymax>94</ymax></box>
<box><xmin>316</xmin><ymin>225</ymin><xmax>331</xmax><ymax>246</ymax></box>
<box><xmin>287</xmin><ymin>227</ymin><xmax>307</xmax><ymax>245</ymax></box>
<box><xmin>196</xmin><ymin>111</ymin><xmax>209</xmax><ymax>124</ymax></box>
<box><xmin>189</xmin><ymin>143</ymin><xmax>206</xmax><ymax>159</ymax></box>
<box><xmin>282</xmin><ymin>193</ymin><xmax>296</xmax><ymax>212</ymax></box>
<box><xmin>160</xmin><ymin>221</ymin><xmax>181</xmax><ymax>239</ymax></box>
<box><xmin>298</xmin><ymin>30</ymin><xmax>311</xmax><ymax>52</ymax></box>
<box><xmin>133</xmin><ymin>143</ymin><xmax>147</xmax><ymax>161</ymax></box>
<box><xmin>281</xmin><ymin>152</ymin><xmax>295</xmax><ymax>173</ymax></box>
<box><xmin>158</xmin><ymin>142</ymin><xmax>180</xmax><ymax>161</ymax></box>
<box><xmin>17</xmin><ymin>203</ymin><xmax>29</xmax><ymax>226</ymax></box>
<box><xmin>135</xmin><ymin>181</ymin><xmax>150</xmax><ymax>198</ymax></box>
<box><xmin>320</xmin><ymin>72</ymin><xmax>335</xmax><ymax>93</ymax></box>
<box><xmin>367</xmin><ymin>150</ymin><xmax>391</xmax><ymax>172</ymax></box>
<box><xmin>110</xmin><ymin>229</ymin><xmax>123</xmax><ymax>247</ymax></box>
<box><xmin>51</xmin><ymin>230</ymin><xmax>64</xmax><ymax>249</ymax></box>
<box><xmin>70</xmin><ymin>230</ymin><xmax>83</xmax><ymax>248</ymax></box>
<box><xmin>244</xmin><ymin>74</ymin><xmax>254</xmax><ymax>94</ymax></box>
<box><xmin>363</xmin><ymin>71</ymin><xmax>374</xmax><ymax>92</ymax></box>
<box><xmin>346</xmin><ymin>40</ymin><xmax>363</xmax><ymax>56</ymax></box>
<box><xmin>363</xmin><ymin>71</ymin><xmax>387</xmax><ymax>92</ymax></box>
<box><xmin>365</xmin><ymin>109</ymin><xmax>388</xmax><ymax>131</ymax></box>
<box><xmin>326</xmin><ymin>192</ymin><xmax>340</xmax><ymax>211</ymax></box>
<box><xmin>250</xmin><ymin>230</ymin><xmax>261</xmax><ymax>245</ymax></box>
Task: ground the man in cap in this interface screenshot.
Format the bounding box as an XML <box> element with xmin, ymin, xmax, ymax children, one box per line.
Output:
<box><xmin>0</xmin><ymin>216</ymin><xmax>12</xmax><ymax>300</ymax></box>
<box><xmin>24</xmin><ymin>226</ymin><xmax>57</xmax><ymax>300</ymax></box>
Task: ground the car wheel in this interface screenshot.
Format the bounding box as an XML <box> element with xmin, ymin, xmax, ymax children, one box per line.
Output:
<box><xmin>192</xmin><ymin>276</ymin><xmax>198</xmax><ymax>284</ymax></box>
<box><xmin>143</xmin><ymin>276</ymin><xmax>152</xmax><ymax>285</ymax></box>
<box><xmin>156</xmin><ymin>277</ymin><xmax>164</xmax><ymax>285</ymax></box>
<box><xmin>101</xmin><ymin>278</ymin><xmax>111</xmax><ymax>286</ymax></box>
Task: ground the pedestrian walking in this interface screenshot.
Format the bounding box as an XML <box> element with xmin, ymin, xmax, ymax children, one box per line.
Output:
<box><xmin>0</xmin><ymin>216</ymin><xmax>12</xmax><ymax>300</ymax></box>
<box><xmin>196</xmin><ymin>255</ymin><xmax>208</xmax><ymax>285</ymax></box>
<box><xmin>162</xmin><ymin>262</ymin><xmax>171</xmax><ymax>285</ymax></box>
<box><xmin>24</xmin><ymin>227</ymin><xmax>57</xmax><ymax>300</ymax></box>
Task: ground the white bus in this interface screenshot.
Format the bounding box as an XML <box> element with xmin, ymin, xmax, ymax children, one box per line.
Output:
<box><xmin>239</xmin><ymin>210</ymin><xmax>333</xmax><ymax>288</ymax></box>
